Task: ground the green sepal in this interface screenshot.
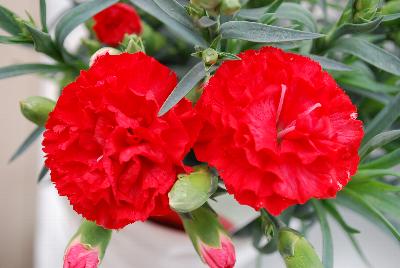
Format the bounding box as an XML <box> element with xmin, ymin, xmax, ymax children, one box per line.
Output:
<box><xmin>20</xmin><ymin>96</ymin><xmax>55</xmax><ymax>126</ymax></box>
<box><xmin>278</xmin><ymin>227</ymin><xmax>323</xmax><ymax>268</ymax></box>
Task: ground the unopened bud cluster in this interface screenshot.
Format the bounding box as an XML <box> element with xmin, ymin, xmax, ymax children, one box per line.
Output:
<box><xmin>190</xmin><ymin>0</ymin><xmax>241</xmax><ymax>16</ymax></box>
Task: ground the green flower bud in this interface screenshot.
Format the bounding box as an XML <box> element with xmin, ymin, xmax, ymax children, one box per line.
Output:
<box><xmin>64</xmin><ymin>220</ymin><xmax>112</xmax><ymax>266</ymax></box>
<box><xmin>220</xmin><ymin>0</ymin><xmax>241</xmax><ymax>16</ymax></box>
<box><xmin>353</xmin><ymin>0</ymin><xmax>380</xmax><ymax>22</ymax></box>
<box><xmin>278</xmin><ymin>228</ymin><xmax>323</xmax><ymax>268</ymax></box>
<box><xmin>169</xmin><ymin>165</ymin><xmax>218</xmax><ymax>213</ymax></box>
<box><xmin>202</xmin><ymin>48</ymin><xmax>219</xmax><ymax>66</ymax></box>
<box><xmin>180</xmin><ymin>205</ymin><xmax>236</xmax><ymax>267</ymax></box>
<box><xmin>20</xmin><ymin>96</ymin><xmax>55</xmax><ymax>126</ymax></box>
<box><xmin>191</xmin><ymin>0</ymin><xmax>222</xmax><ymax>10</ymax></box>
<box><xmin>122</xmin><ymin>34</ymin><xmax>145</xmax><ymax>54</ymax></box>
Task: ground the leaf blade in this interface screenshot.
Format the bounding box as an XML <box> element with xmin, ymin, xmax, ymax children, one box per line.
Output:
<box><xmin>333</xmin><ymin>38</ymin><xmax>400</xmax><ymax>76</ymax></box>
<box><xmin>9</xmin><ymin>126</ymin><xmax>44</xmax><ymax>163</ymax></box>
<box><xmin>158</xmin><ymin>62</ymin><xmax>205</xmax><ymax>116</ymax></box>
<box><xmin>311</xmin><ymin>200</ymin><xmax>334</xmax><ymax>268</ymax></box>
<box><xmin>0</xmin><ymin>63</ymin><xmax>67</xmax><ymax>80</ymax></box>
<box><xmin>360</xmin><ymin>130</ymin><xmax>400</xmax><ymax>159</ymax></box>
<box><xmin>153</xmin><ymin>0</ymin><xmax>194</xmax><ymax>29</ymax></box>
<box><xmin>55</xmin><ymin>0</ymin><xmax>118</xmax><ymax>48</ymax></box>
<box><xmin>308</xmin><ymin>55</ymin><xmax>352</xmax><ymax>71</ymax></box>
<box><xmin>130</xmin><ymin>0</ymin><xmax>206</xmax><ymax>47</ymax></box>
<box><xmin>40</xmin><ymin>0</ymin><xmax>48</xmax><ymax>32</ymax></box>
<box><xmin>220</xmin><ymin>21</ymin><xmax>324</xmax><ymax>43</ymax></box>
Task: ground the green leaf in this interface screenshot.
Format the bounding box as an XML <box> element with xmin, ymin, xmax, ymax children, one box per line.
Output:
<box><xmin>311</xmin><ymin>200</ymin><xmax>333</xmax><ymax>268</ymax></box>
<box><xmin>158</xmin><ymin>62</ymin><xmax>205</xmax><ymax>116</ymax></box>
<box><xmin>330</xmin><ymin>17</ymin><xmax>382</xmax><ymax>41</ymax></box>
<box><xmin>349</xmin><ymin>180</ymin><xmax>400</xmax><ymax>193</ymax></box>
<box><xmin>0</xmin><ymin>35</ymin><xmax>32</xmax><ymax>44</ymax></box>
<box><xmin>239</xmin><ymin>2</ymin><xmax>317</xmax><ymax>32</ymax></box>
<box><xmin>333</xmin><ymin>38</ymin><xmax>400</xmax><ymax>76</ymax></box>
<box><xmin>363</xmin><ymin>93</ymin><xmax>400</xmax><ymax>145</ymax></box>
<box><xmin>308</xmin><ymin>55</ymin><xmax>352</xmax><ymax>71</ymax></box>
<box><xmin>0</xmin><ymin>63</ymin><xmax>67</xmax><ymax>80</ymax></box>
<box><xmin>382</xmin><ymin>13</ymin><xmax>400</xmax><ymax>22</ymax></box>
<box><xmin>360</xmin><ymin>192</ymin><xmax>400</xmax><ymax>223</ymax></box>
<box><xmin>220</xmin><ymin>21</ymin><xmax>323</xmax><ymax>43</ymax></box>
<box><xmin>9</xmin><ymin>126</ymin><xmax>44</xmax><ymax>163</ymax></box>
<box><xmin>322</xmin><ymin>200</ymin><xmax>369</xmax><ymax>266</ymax></box>
<box><xmin>38</xmin><ymin>165</ymin><xmax>49</xmax><ymax>182</ymax></box>
<box><xmin>153</xmin><ymin>0</ymin><xmax>194</xmax><ymax>29</ymax></box>
<box><xmin>337</xmin><ymin>188</ymin><xmax>400</xmax><ymax>241</ymax></box>
<box><xmin>55</xmin><ymin>0</ymin><xmax>118</xmax><ymax>48</ymax></box>
<box><xmin>352</xmin><ymin>169</ymin><xmax>400</xmax><ymax>180</ymax></box>
<box><xmin>275</xmin><ymin>3</ymin><xmax>317</xmax><ymax>32</ymax></box>
<box><xmin>40</xmin><ymin>0</ymin><xmax>48</xmax><ymax>33</ymax></box>
<box><xmin>0</xmin><ymin>5</ymin><xmax>21</xmax><ymax>35</ymax></box>
<box><xmin>360</xmin><ymin>130</ymin><xmax>400</xmax><ymax>159</ymax></box>
<box><xmin>359</xmin><ymin>148</ymin><xmax>400</xmax><ymax>169</ymax></box>
<box><xmin>338</xmin><ymin>75</ymin><xmax>400</xmax><ymax>94</ymax></box>
<box><xmin>342</xmin><ymin>86</ymin><xmax>389</xmax><ymax>105</ymax></box>
<box><xmin>130</xmin><ymin>0</ymin><xmax>207</xmax><ymax>47</ymax></box>
<box><xmin>24</xmin><ymin>23</ymin><xmax>61</xmax><ymax>61</ymax></box>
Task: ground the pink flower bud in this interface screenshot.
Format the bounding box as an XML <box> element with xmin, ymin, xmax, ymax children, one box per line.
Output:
<box><xmin>199</xmin><ymin>234</ymin><xmax>236</xmax><ymax>268</ymax></box>
<box><xmin>63</xmin><ymin>243</ymin><xmax>100</xmax><ymax>268</ymax></box>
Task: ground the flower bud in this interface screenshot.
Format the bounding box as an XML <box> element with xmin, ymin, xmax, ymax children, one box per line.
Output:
<box><xmin>169</xmin><ymin>165</ymin><xmax>218</xmax><ymax>213</ymax></box>
<box><xmin>64</xmin><ymin>220</ymin><xmax>112</xmax><ymax>268</ymax></box>
<box><xmin>220</xmin><ymin>0</ymin><xmax>241</xmax><ymax>16</ymax></box>
<box><xmin>202</xmin><ymin>48</ymin><xmax>219</xmax><ymax>67</ymax></box>
<box><xmin>191</xmin><ymin>0</ymin><xmax>221</xmax><ymax>10</ymax></box>
<box><xmin>353</xmin><ymin>0</ymin><xmax>380</xmax><ymax>22</ymax></box>
<box><xmin>278</xmin><ymin>228</ymin><xmax>323</xmax><ymax>268</ymax></box>
<box><xmin>181</xmin><ymin>206</ymin><xmax>236</xmax><ymax>268</ymax></box>
<box><xmin>64</xmin><ymin>243</ymin><xmax>100</xmax><ymax>268</ymax></box>
<box><xmin>20</xmin><ymin>96</ymin><xmax>55</xmax><ymax>126</ymax></box>
<box><xmin>89</xmin><ymin>47</ymin><xmax>121</xmax><ymax>66</ymax></box>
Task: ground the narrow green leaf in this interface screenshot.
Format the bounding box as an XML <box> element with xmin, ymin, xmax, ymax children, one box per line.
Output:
<box><xmin>360</xmin><ymin>130</ymin><xmax>400</xmax><ymax>159</ymax></box>
<box><xmin>220</xmin><ymin>21</ymin><xmax>323</xmax><ymax>43</ymax></box>
<box><xmin>0</xmin><ymin>35</ymin><xmax>32</xmax><ymax>44</ymax></box>
<box><xmin>352</xmin><ymin>169</ymin><xmax>400</xmax><ymax>180</ymax></box>
<box><xmin>308</xmin><ymin>55</ymin><xmax>352</xmax><ymax>71</ymax></box>
<box><xmin>382</xmin><ymin>13</ymin><xmax>400</xmax><ymax>22</ymax></box>
<box><xmin>275</xmin><ymin>3</ymin><xmax>317</xmax><ymax>32</ymax></box>
<box><xmin>349</xmin><ymin>180</ymin><xmax>400</xmax><ymax>193</ymax></box>
<box><xmin>0</xmin><ymin>63</ymin><xmax>66</xmax><ymax>80</ymax></box>
<box><xmin>158</xmin><ymin>62</ymin><xmax>205</xmax><ymax>116</ymax></box>
<box><xmin>338</xmin><ymin>75</ymin><xmax>400</xmax><ymax>94</ymax></box>
<box><xmin>24</xmin><ymin>24</ymin><xmax>61</xmax><ymax>61</ymax></box>
<box><xmin>311</xmin><ymin>200</ymin><xmax>333</xmax><ymax>268</ymax></box>
<box><xmin>55</xmin><ymin>0</ymin><xmax>118</xmax><ymax>48</ymax></box>
<box><xmin>238</xmin><ymin>7</ymin><xmax>267</xmax><ymax>20</ymax></box>
<box><xmin>130</xmin><ymin>0</ymin><xmax>207</xmax><ymax>47</ymax></box>
<box><xmin>359</xmin><ymin>148</ymin><xmax>400</xmax><ymax>169</ymax></box>
<box><xmin>360</xmin><ymin>192</ymin><xmax>400</xmax><ymax>222</ymax></box>
<box><xmin>330</xmin><ymin>17</ymin><xmax>382</xmax><ymax>41</ymax></box>
<box><xmin>333</xmin><ymin>38</ymin><xmax>400</xmax><ymax>76</ymax></box>
<box><xmin>0</xmin><ymin>5</ymin><xmax>21</xmax><ymax>35</ymax></box>
<box><xmin>363</xmin><ymin>93</ymin><xmax>400</xmax><ymax>145</ymax></box>
<box><xmin>322</xmin><ymin>200</ymin><xmax>369</xmax><ymax>266</ymax></box>
<box><xmin>342</xmin><ymin>86</ymin><xmax>389</xmax><ymax>105</ymax></box>
<box><xmin>337</xmin><ymin>188</ymin><xmax>400</xmax><ymax>241</ymax></box>
<box><xmin>9</xmin><ymin>126</ymin><xmax>44</xmax><ymax>163</ymax></box>
<box><xmin>153</xmin><ymin>0</ymin><xmax>194</xmax><ymax>29</ymax></box>
<box><xmin>38</xmin><ymin>165</ymin><xmax>49</xmax><ymax>182</ymax></box>
<box><xmin>40</xmin><ymin>0</ymin><xmax>48</xmax><ymax>33</ymax></box>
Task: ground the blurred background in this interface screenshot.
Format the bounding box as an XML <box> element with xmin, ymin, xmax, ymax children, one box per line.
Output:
<box><xmin>0</xmin><ymin>0</ymin><xmax>399</xmax><ymax>268</ymax></box>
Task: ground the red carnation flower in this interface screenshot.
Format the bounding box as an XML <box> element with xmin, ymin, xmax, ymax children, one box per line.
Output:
<box><xmin>194</xmin><ymin>47</ymin><xmax>364</xmax><ymax>215</ymax></box>
<box><xmin>93</xmin><ymin>3</ymin><xmax>142</xmax><ymax>46</ymax></box>
<box><xmin>43</xmin><ymin>52</ymin><xmax>199</xmax><ymax>229</ymax></box>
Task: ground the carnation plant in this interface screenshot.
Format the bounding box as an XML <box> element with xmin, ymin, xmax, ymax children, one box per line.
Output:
<box><xmin>1</xmin><ymin>0</ymin><xmax>400</xmax><ymax>267</ymax></box>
